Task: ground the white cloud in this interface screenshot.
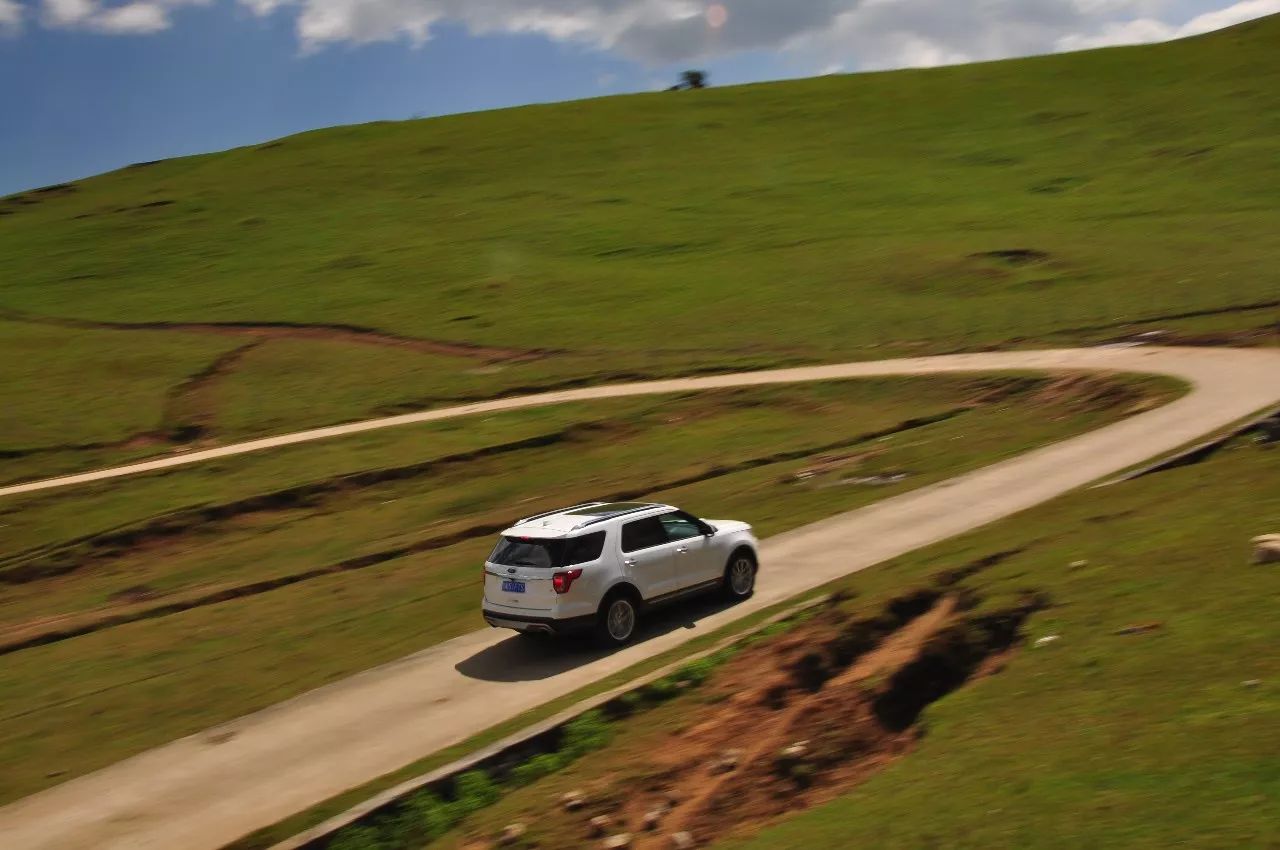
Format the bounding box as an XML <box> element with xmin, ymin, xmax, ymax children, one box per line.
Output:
<box><xmin>43</xmin><ymin>0</ymin><xmax>97</xmax><ymax>27</ymax></box>
<box><xmin>293</xmin><ymin>0</ymin><xmax>441</xmax><ymax>47</ymax></box>
<box><xmin>96</xmin><ymin>1</ymin><xmax>169</xmax><ymax>32</ymax></box>
<box><xmin>1056</xmin><ymin>0</ymin><xmax>1280</xmax><ymax>49</ymax></box>
<box><xmin>892</xmin><ymin>36</ymin><xmax>972</xmax><ymax>69</ymax></box>
<box><xmin>239</xmin><ymin>0</ymin><xmax>857</xmax><ymax>55</ymax></box>
<box><xmin>1178</xmin><ymin>0</ymin><xmax>1280</xmax><ymax>33</ymax></box>
<box><xmin>237</xmin><ymin>0</ymin><xmax>1265</xmax><ymax>68</ymax></box>
<box><xmin>40</xmin><ymin>0</ymin><xmax>210</xmax><ymax>33</ymax></box>
<box><xmin>22</xmin><ymin>0</ymin><xmax>1280</xmax><ymax>69</ymax></box>
<box><xmin>786</xmin><ymin>0</ymin><xmax>1105</xmax><ymax>72</ymax></box>
<box><xmin>1056</xmin><ymin>16</ymin><xmax>1174</xmax><ymax>48</ymax></box>
<box><xmin>0</xmin><ymin>0</ymin><xmax>24</xmax><ymax>32</ymax></box>
<box><xmin>238</xmin><ymin>0</ymin><xmax>287</xmax><ymax>12</ymax></box>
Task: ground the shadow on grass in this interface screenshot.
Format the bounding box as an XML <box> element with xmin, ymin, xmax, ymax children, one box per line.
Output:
<box><xmin>454</xmin><ymin>595</ymin><xmax>738</xmax><ymax>683</ymax></box>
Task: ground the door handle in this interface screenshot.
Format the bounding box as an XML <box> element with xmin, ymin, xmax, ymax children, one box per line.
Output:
<box><xmin>624</xmin><ymin>558</ymin><xmax>637</xmax><ymax>567</ymax></box>
<box><xmin>675</xmin><ymin>546</ymin><xmax>688</xmax><ymax>554</ymax></box>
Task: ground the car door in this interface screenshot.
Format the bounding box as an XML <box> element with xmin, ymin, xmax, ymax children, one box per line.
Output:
<box><xmin>619</xmin><ymin>515</ymin><xmax>678</xmax><ymax>599</ymax></box>
<box><xmin>658</xmin><ymin>510</ymin><xmax>720</xmax><ymax>590</ymax></box>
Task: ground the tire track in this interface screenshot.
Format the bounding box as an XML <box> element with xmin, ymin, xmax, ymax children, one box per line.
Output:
<box><xmin>0</xmin><ymin>308</ymin><xmax>556</xmax><ymax>363</ymax></box>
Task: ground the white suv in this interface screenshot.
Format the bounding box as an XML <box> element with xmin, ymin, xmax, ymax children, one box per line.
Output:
<box><xmin>482</xmin><ymin>502</ymin><xmax>759</xmax><ymax>646</ymax></box>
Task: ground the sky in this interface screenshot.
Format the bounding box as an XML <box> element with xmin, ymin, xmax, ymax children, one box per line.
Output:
<box><xmin>2</xmin><ymin>0</ymin><xmax>1278</xmax><ymax>195</ymax></box>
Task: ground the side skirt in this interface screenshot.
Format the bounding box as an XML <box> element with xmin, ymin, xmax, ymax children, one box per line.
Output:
<box><xmin>644</xmin><ymin>578</ymin><xmax>722</xmax><ymax>608</ymax></box>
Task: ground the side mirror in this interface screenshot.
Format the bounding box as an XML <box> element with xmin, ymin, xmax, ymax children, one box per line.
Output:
<box><xmin>700</xmin><ymin>522</ymin><xmax>717</xmax><ymax>536</ymax></box>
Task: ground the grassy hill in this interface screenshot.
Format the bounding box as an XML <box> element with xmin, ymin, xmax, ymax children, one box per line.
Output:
<box><xmin>2</xmin><ymin>17</ymin><xmax>1278</xmax><ymax>477</ymax></box>
<box><xmin>1</xmin><ymin>16</ymin><xmax>1278</xmax><ymax>843</ymax></box>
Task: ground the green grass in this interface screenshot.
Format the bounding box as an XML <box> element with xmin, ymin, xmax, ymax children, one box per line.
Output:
<box><xmin>0</xmin><ymin>373</ymin><xmax>1174</xmax><ymax>805</ymax></box>
<box><xmin>322</xmin><ymin>709</ymin><xmax>623</xmax><ymax>850</ymax></box>
<box><xmin>1</xmin><ymin>19</ymin><xmax>1278</xmax><ymax>477</ymax></box>
<box><xmin>0</xmin><ymin>397</ymin><xmax>649</xmax><ymax>532</ymax></box>
<box><xmin>0</xmin><ymin>321</ymin><xmax>240</xmax><ymax>451</ymax></box>
<box><xmin>2</xmin><ymin>374</ymin><xmax>1162</xmax><ymax>629</ymax></box>
<box><xmin>400</xmin><ymin>431</ymin><xmax>1279</xmax><ymax>850</ymax></box>
<box><xmin>206</xmin><ymin>340</ymin><xmax>796</xmax><ymax>441</ymax></box>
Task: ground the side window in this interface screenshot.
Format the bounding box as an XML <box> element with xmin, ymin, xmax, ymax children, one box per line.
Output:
<box><xmin>659</xmin><ymin>510</ymin><xmax>703</xmax><ymax>542</ymax></box>
<box><xmin>565</xmin><ymin>531</ymin><xmax>606</xmax><ymax>565</ymax></box>
<box><xmin>621</xmin><ymin>517</ymin><xmax>667</xmax><ymax>553</ymax></box>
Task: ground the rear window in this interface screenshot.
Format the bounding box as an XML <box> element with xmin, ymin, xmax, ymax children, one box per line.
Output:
<box><xmin>489</xmin><ymin>536</ymin><xmax>565</xmax><ymax>569</ymax></box>
<box><xmin>565</xmin><ymin>531</ymin><xmax>606</xmax><ymax>565</ymax></box>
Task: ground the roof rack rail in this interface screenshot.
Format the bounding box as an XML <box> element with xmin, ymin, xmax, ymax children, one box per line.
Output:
<box><xmin>517</xmin><ymin>502</ymin><xmax>604</xmax><ymax>525</ymax></box>
<box><xmin>572</xmin><ymin>504</ymin><xmax>659</xmax><ymax>529</ymax></box>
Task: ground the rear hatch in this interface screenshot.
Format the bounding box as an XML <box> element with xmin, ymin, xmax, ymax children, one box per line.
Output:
<box><xmin>484</xmin><ymin>534</ymin><xmax>567</xmax><ymax>612</ymax></box>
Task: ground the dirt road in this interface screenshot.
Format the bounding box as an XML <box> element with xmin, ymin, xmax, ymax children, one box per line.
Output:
<box><xmin>2</xmin><ymin>347</ymin><xmax>1278</xmax><ymax>850</ymax></box>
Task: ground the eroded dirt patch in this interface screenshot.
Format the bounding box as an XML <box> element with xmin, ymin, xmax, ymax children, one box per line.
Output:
<box><xmin>652</xmin><ymin>597</ymin><xmax>958</xmax><ymax>843</ymax></box>
<box><xmin>467</xmin><ymin>577</ymin><xmax>1044</xmax><ymax>850</ymax></box>
<box><xmin>969</xmin><ymin>249</ymin><xmax>1050</xmax><ymax>265</ymax></box>
<box><xmin>1028</xmin><ymin>373</ymin><xmax>1158</xmax><ymax>415</ymax></box>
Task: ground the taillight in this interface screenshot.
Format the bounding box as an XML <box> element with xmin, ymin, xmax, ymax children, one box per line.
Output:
<box><xmin>552</xmin><ymin>568</ymin><xmax>583</xmax><ymax>594</ymax></box>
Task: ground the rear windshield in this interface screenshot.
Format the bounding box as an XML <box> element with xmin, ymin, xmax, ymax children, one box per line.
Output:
<box><xmin>489</xmin><ymin>536</ymin><xmax>566</xmax><ymax>569</ymax></box>
<box><xmin>490</xmin><ymin>531</ymin><xmax>608</xmax><ymax>569</ymax></box>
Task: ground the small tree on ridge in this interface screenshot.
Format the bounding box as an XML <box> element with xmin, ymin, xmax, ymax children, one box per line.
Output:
<box><xmin>679</xmin><ymin>69</ymin><xmax>708</xmax><ymax>90</ymax></box>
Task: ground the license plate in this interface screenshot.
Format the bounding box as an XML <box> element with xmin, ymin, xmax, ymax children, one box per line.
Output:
<box><xmin>502</xmin><ymin>580</ymin><xmax>526</xmax><ymax>594</ymax></box>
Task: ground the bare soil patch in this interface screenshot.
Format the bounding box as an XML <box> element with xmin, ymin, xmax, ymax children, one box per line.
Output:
<box><xmin>464</xmin><ymin>577</ymin><xmax>1043</xmax><ymax>850</ymax></box>
<box><xmin>969</xmin><ymin>249</ymin><xmax>1050</xmax><ymax>265</ymax></box>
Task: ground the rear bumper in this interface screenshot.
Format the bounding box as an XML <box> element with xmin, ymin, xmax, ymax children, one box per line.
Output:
<box><xmin>482</xmin><ymin>608</ymin><xmax>596</xmax><ymax>635</ymax></box>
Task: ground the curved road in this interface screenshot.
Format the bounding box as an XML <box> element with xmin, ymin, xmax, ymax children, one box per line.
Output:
<box><xmin>2</xmin><ymin>347</ymin><xmax>1279</xmax><ymax>850</ymax></box>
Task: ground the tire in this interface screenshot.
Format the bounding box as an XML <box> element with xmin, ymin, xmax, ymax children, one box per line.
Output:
<box><xmin>595</xmin><ymin>591</ymin><xmax>640</xmax><ymax>648</ymax></box>
<box><xmin>722</xmin><ymin>549</ymin><xmax>757</xmax><ymax>601</ymax></box>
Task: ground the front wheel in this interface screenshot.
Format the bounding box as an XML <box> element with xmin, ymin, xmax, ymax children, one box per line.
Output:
<box><xmin>595</xmin><ymin>594</ymin><xmax>639</xmax><ymax>647</ymax></box>
<box><xmin>722</xmin><ymin>551</ymin><xmax>757</xmax><ymax>601</ymax></box>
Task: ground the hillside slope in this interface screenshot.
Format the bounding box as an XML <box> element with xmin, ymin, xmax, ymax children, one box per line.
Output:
<box><xmin>1</xmin><ymin>17</ymin><xmax>1277</xmax><ymax>471</ymax></box>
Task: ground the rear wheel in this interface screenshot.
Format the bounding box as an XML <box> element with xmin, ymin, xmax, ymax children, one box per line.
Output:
<box><xmin>722</xmin><ymin>550</ymin><xmax>757</xmax><ymax>601</ymax></box>
<box><xmin>595</xmin><ymin>593</ymin><xmax>639</xmax><ymax>647</ymax></box>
